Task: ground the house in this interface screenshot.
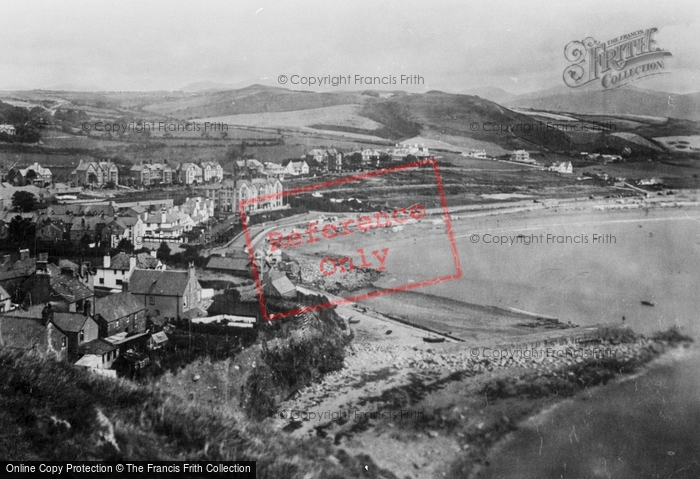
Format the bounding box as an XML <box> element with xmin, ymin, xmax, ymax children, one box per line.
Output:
<box><xmin>94</xmin><ymin>291</ymin><xmax>148</xmax><ymax>338</ymax></box>
<box><xmin>0</xmin><ymin>124</ymin><xmax>16</xmax><ymax>135</ymax></box>
<box><xmin>178</xmin><ymin>163</ymin><xmax>203</xmax><ymax>185</ymax></box>
<box><xmin>93</xmin><ymin>252</ymin><xmax>164</xmax><ymax>293</ymax></box>
<box><xmin>462</xmin><ymin>149</ymin><xmax>487</xmax><ymax>158</ymax></box>
<box><xmin>548</xmin><ymin>161</ymin><xmax>573</xmax><ymax>174</ymax></box>
<box><xmin>102</xmin><ymin>215</ymin><xmax>145</xmax><ymax>248</ymax></box>
<box><xmin>18</xmin><ymin>162</ymin><xmax>52</xmax><ymax>185</ymax></box>
<box><xmin>326</xmin><ymin>149</ymin><xmax>343</xmax><ymax>172</ymax></box>
<box><xmin>46</xmin><ymin>308</ymin><xmax>100</xmax><ymax>361</ymax></box>
<box><xmin>264</xmin><ymin>162</ymin><xmax>286</xmax><ymax>178</ymax></box>
<box><xmin>147</xmin><ymin>331</ymin><xmax>169</xmax><ymax>350</ymax></box>
<box><xmin>206</xmin><ymin>252</ymin><xmax>253</xmax><ymax>277</ymax></box>
<box><xmin>263</xmin><ymin>270</ymin><xmax>297</xmax><ymax>298</ymax></box>
<box><xmin>281</xmin><ymin>159</ymin><xmax>309</xmax><ymax>176</ymax></box>
<box><xmin>78</xmin><ymin>339</ymin><xmax>121</xmax><ymax>369</ymax></box>
<box><xmin>21</xmin><ymin>260</ymin><xmax>95</xmax><ymax>313</ymax></box>
<box><xmin>129</xmin><ymin>264</ymin><xmax>204</xmax><ymax>321</ymax></box>
<box><xmin>142</xmin><ymin>210</ymin><xmax>190</xmax><ymax>240</ymax></box>
<box><xmin>130</xmin><ymin>161</ymin><xmax>174</xmax><ymax>186</ymax></box>
<box><xmin>510</xmin><ymin>150</ymin><xmax>534</xmax><ymax>163</ymax></box>
<box><xmin>180</xmin><ymin>197</ymin><xmax>214</xmax><ymax>225</ymax></box>
<box><xmin>70</xmin><ymin>160</ymin><xmax>118</xmax><ymax>187</ymax></box>
<box><xmin>0</xmin><ymin>249</ymin><xmax>37</xmax><ymax>296</ymax></box>
<box><xmin>237</xmin><ymin>178</ymin><xmax>284</xmax><ymax>213</ymax></box>
<box><xmin>57</xmin><ymin>259</ymin><xmax>92</xmax><ymax>289</ymax></box>
<box><xmin>638</xmin><ymin>178</ymin><xmax>663</xmax><ymax>186</ymax></box>
<box><xmin>235</xmin><ymin>159</ymin><xmax>265</xmax><ymax>178</ymax></box>
<box><xmin>0</xmin><ymin>284</ymin><xmax>12</xmax><ymax>313</ymax></box>
<box><xmin>203</xmin><ymin>178</ymin><xmax>284</xmax><ymax>213</ymax></box>
<box><xmin>200</xmin><ymin>161</ymin><xmax>224</xmax><ymax>182</ymax></box>
<box><xmin>360</xmin><ymin>149</ymin><xmax>381</xmax><ymax>166</ymax></box>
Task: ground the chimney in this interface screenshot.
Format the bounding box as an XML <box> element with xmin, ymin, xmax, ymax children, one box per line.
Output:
<box><xmin>42</xmin><ymin>303</ymin><xmax>54</xmax><ymax>326</ymax></box>
<box><xmin>38</xmin><ymin>252</ymin><xmax>48</xmax><ymax>262</ymax></box>
<box><xmin>36</xmin><ymin>259</ymin><xmax>48</xmax><ymax>272</ymax></box>
<box><xmin>129</xmin><ymin>255</ymin><xmax>136</xmax><ymax>271</ymax></box>
<box><xmin>122</xmin><ymin>280</ymin><xmax>129</xmax><ymax>292</ymax></box>
<box><xmin>103</xmin><ymin>255</ymin><xmax>111</xmax><ymax>268</ymax></box>
<box><xmin>19</xmin><ymin>249</ymin><xmax>29</xmax><ymax>260</ymax></box>
<box><xmin>161</xmin><ymin>212</ymin><xmax>166</xmax><ymax>223</ymax></box>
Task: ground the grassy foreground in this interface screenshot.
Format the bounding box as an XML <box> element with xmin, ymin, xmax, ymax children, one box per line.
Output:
<box><xmin>0</xmin><ymin>347</ymin><xmax>401</xmax><ymax>478</ymax></box>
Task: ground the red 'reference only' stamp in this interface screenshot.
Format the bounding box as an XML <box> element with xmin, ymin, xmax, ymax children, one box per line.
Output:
<box><xmin>240</xmin><ymin>158</ymin><xmax>462</xmax><ymax>322</ymax></box>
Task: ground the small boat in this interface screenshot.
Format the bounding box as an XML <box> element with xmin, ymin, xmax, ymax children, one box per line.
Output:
<box><xmin>641</xmin><ymin>300</ymin><xmax>656</xmax><ymax>307</ymax></box>
<box><xmin>423</xmin><ymin>336</ymin><xmax>445</xmax><ymax>343</ymax></box>
<box><xmin>348</xmin><ymin>317</ymin><xmax>361</xmax><ymax>324</ymax></box>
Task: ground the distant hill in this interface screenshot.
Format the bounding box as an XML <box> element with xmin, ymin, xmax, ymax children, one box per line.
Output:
<box><xmin>461</xmin><ymin>87</ymin><xmax>518</xmax><ymax>104</ymax></box>
<box><xmin>144</xmin><ymin>84</ymin><xmax>366</xmax><ymax>118</ymax></box>
<box><xmin>179</xmin><ymin>80</ymin><xmax>250</xmax><ymax>92</ymax></box>
<box><xmin>507</xmin><ymin>85</ymin><xmax>700</xmax><ymax>122</ymax></box>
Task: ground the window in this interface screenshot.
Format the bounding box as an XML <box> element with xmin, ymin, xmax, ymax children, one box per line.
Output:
<box><xmin>79</xmin><ymin>329</ymin><xmax>85</xmax><ymax>342</ymax></box>
<box><xmin>196</xmin><ymin>290</ymin><xmax>201</xmax><ymax>302</ymax></box>
<box><xmin>183</xmin><ymin>295</ymin><xmax>188</xmax><ymax>308</ymax></box>
<box><xmin>150</xmin><ymin>296</ymin><xmax>155</xmax><ymax>305</ymax></box>
<box><xmin>61</xmin><ymin>337</ymin><xmax>66</xmax><ymax>349</ymax></box>
<box><xmin>116</xmin><ymin>279</ymin><xmax>123</xmax><ymax>286</ymax></box>
<box><xmin>99</xmin><ymin>278</ymin><xmax>105</xmax><ymax>285</ymax></box>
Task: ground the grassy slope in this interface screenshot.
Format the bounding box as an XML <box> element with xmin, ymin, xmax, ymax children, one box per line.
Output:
<box><xmin>0</xmin><ymin>348</ymin><xmax>398</xmax><ymax>478</ymax></box>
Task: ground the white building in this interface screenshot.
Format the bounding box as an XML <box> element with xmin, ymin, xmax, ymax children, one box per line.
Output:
<box><xmin>0</xmin><ymin>125</ymin><xmax>16</xmax><ymax>135</ymax></box>
<box><xmin>179</xmin><ymin>163</ymin><xmax>203</xmax><ymax>185</ymax></box>
<box><xmin>510</xmin><ymin>150</ymin><xmax>536</xmax><ymax>164</ymax></box>
<box><xmin>548</xmin><ymin>161</ymin><xmax>573</xmax><ymax>174</ymax></box>
<box><xmin>93</xmin><ymin>252</ymin><xmax>164</xmax><ymax>293</ymax></box>
<box><xmin>200</xmin><ymin>161</ymin><xmax>224</xmax><ymax>182</ymax></box>
<box><xmin>281</xmin><ymin>159</ymin><xmax>309</xmax><ymax>176</ymax></box>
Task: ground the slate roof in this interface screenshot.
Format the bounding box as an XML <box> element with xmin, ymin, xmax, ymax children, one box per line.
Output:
<box><xmin>45</xmin><ymin>264</ymin><xmax>93</xmax><ymax>302</ymax></box>
<box><xmin>129</xmin><ymin>269</ymin><xmax>191</xmax><ymax>296</ymax></box>
<box><xmin>267</xmin><ymin>270</ymin><xmax>296</xmax><ymax>296</ymax></box>
<box><xmin>206</xmin><ymin>255</ymin><xmax>251</xmax><ymax>272</ymax></box>
<box><xmin>95</xmin><ymin>292</ymin><xmax>145</xmax><ymax>324</ymax></box>
<box><xmin>150</xmin><ymin>331</ymin><xmax>169</xmax><ymax>344</ymax></box>
<box><xmin>80</xmin><ymin>338</ymin><xmax>118</xmax><ymax>355</ymax></box>
<box><xmin>51</xmin><ymin>312</ymin><xmax>90</xmax><ymax>333</ymax></box>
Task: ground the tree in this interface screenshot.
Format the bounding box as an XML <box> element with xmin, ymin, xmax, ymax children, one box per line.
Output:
<box><xmin>25</xmin><ymin>169</ymin><xmax>37</xmax><ymax>183</ymax></box>
<box><xmin>6</xmin><ymin>168</ymin><xmax>17</xmax><ymax>185</ymax></box>
<box><xmin>106</xmin><ymin>180</ymin><xmax>116</xmax><ymax>189</ymax></box>
<box><xmin>12</xmin><ymin>191</ymin><xmax>37</xmax><ymax>212</ymax></box>
<box><xmin>8</xmin><ymin>215</ymin><xmax>35</xmax><ymax>244</ymax></box>
<box><xmin>116</xmin><ymin>238</ymin><xmax>135</xmax><ymax>253</ymax></box>
<box><xmin>156</xmin><ymin>241</ymin><xmax>171</xmax><ymax>261</ymax></box>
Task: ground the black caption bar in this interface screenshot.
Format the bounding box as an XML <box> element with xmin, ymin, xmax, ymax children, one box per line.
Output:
<box><xmin>2</xmin><ymin>462</ymin><xmax>256</xmax><ymax>478</ymax></box>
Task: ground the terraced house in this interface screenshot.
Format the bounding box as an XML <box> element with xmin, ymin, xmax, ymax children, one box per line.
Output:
<box><xmin>199</xmin><ymin>161</ymin><xmax>224</xmax><ymax>182</ymax></box>
<box><xmin>203</xmin><ymin>178</ymin><xmax>283</xmax><ymax>213</ymax></box>
<box><xmin>130</xmin><ymin>161</ymin><xmax>174</xmax><ymax>186</ymax></box>
<box><xmin>70</xmin><ymin>160</ymin><xmax>119</xmax><ymax>187</ymax></box>
<box><xmin>129</xmin><ymin>264</ymin><xmax>205</xmax><ymax>321</ymax></box>
<box><xmin>178</xmin><ymin>162</ymin><xmax>203</xmax><ymax>185</ymax></box>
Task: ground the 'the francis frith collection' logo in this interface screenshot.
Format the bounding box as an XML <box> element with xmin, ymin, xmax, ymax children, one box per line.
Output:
<box><xmin>563</xmin><ymin>28</ymin><xmax>672</xmax><ymax>90</ymax></box>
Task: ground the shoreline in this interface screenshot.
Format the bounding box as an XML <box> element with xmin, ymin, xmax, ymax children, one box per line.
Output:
<box><xmin>273</xmin><ymin>307</ymin><xmax>694</xmax><ymax>479</ymax></box>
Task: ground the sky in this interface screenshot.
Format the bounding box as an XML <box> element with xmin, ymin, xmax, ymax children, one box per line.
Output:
<box><xmin>1</xmin><ymin>0</ymin><xmax>698</xmax><ymax>94</ymax></box>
